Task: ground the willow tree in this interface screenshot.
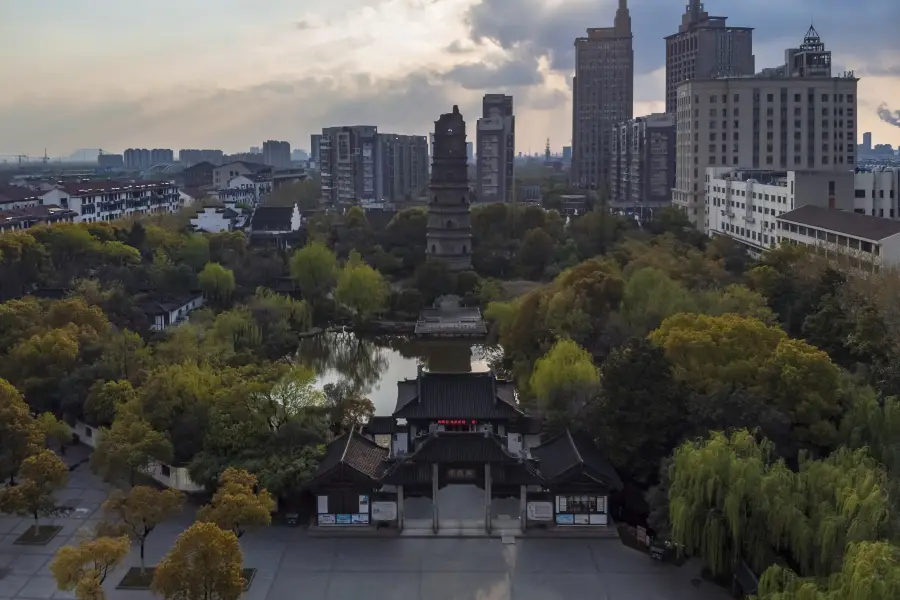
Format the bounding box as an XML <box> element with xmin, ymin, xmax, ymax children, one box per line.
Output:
<box><xmin>669</xmin><ymin>429</ymin><xmax>893</xmax><ymax>581</ymax></box>
<box><xmin>757</xmin><ymin>541</ymin><xmax>900</xmax><ymax>600</ymax></box>
<box><xmin>668</xmin><ymin>430</ymin><xmax>779</xmax><ymax>576</ymax></box>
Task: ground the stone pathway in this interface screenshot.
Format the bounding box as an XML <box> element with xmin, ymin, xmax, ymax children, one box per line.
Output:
<box><xmin>0</xmin><ymin>450</ymin><xmax>728</xmax><ymax>599</ymax></box>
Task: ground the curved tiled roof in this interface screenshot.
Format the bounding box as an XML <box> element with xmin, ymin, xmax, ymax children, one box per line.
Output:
<box><xmin>393</xmin><ymin>372</ymin><xmax>522</xmax><ymax>420</ymax></box>
<box><xmin>531</xmin><ymin>430</ymin><xmax>623</xmax><ymax>490</ymax></box>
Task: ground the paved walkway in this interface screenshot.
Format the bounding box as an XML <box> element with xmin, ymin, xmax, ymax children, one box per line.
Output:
<box><xmin>0</xmin><ymin>451</ymin><xmax>728</xmax><ymax>600</ymax></box>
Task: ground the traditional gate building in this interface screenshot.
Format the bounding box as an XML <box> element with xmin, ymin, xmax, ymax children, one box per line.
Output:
<box><xmin>305</xmin><ymin>370</ymin><xmax>622</xmax><ymax>533</ymax></box>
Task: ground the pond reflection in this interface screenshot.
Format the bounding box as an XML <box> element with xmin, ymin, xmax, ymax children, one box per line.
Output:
<box><xmin>294</xmin><ymin>332</ymin><xmax>503</xmax><ymax>415</ymax></box>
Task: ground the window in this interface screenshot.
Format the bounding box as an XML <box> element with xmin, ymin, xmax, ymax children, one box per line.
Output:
<box><xmin>84</xmin><ymin>427</ymin><xmax>93</xmax><ymax>438</ymax></box>
<box><xmin>161</xmin><ymin>465</ymin><xmax>171</xmax><ymax>478</ymax></box>
<box><xmin>559</xmin><ymin>495</ymin><xmax>606</xmax><ymax>514</ymax></box>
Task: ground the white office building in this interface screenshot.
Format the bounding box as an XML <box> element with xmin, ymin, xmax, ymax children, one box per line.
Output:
<box><xmin>674</xmin><ymin>26</ymin><xmax>858</xmax><ymax>231</ymax></box>
<box><xmin>706</xmin><ymin>168</ymin><xmax>854</xmax><ymax>253</ymax></box>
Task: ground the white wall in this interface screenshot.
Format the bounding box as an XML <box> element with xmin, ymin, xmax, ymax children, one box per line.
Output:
<box><xmin>191</xmin><ymin>208</ymin><xmax>233</xmax><ymax>233</ymax></box>
<box><xmin>73</xmin><ymin>421</ymin><xmax>204</xmax><ymax>493</ymax></box>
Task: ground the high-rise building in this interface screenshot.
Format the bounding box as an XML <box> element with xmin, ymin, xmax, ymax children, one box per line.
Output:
<box><xmin>379</xmin><ymin>134</ymin><xmax>429</xmax><ymax>201</ymax></box>
<box><xmin>571</xmin><ymin>0</ymin><xmax>633</xmax><ymax>191</ymax></box>
<box><xmin>427</xmin><ymin>106</ymin><xmax>472</xmax><ymax>271</ymax></box>
<box><xmin>123</xmin><ymin>148</ymin><xmax>152</xmax><ymax>170</ymax></box>
<box><xmin>673</xmin><ymin>27</ymin><xmax>858</xmax><ymax>230</ymax></box>
<box><xmin>310</xmin><ymin>135</ymin><xmax>322</xmax><ymax>164</ymax></box>
<box><xmin>250</xmin><ymin>146</ymin><xmax>261</xmax><ymax>154</ymax></box>
<box><xmin>664</xmin><ymin>1</ymin><xmax>755</xmax><ymax>114</ymax></box>
<box><xmin>179</xmin><ymin>149</ymin><xmax>224</xmax><ymax>167</ymax></box>
<box><xmin>319</xmin><ymin>126</ymin><xmax>379</xmax><ymax>205</ymax></box>
<box><xmin>466</xmin><ymin>142</ymin><xmax>474</xmax><ymax>165</ymax></box>
<box><xmin>150</xmin><ymin>149</ymin><xmax>174</xmax><ymax>165</ymax></box>
<box><xmin>562</xmin><ymin>146</ymin><xmax>572</xmax><ymax>161</ymax></box>
<box><xmin>610</xmin><ymin>113</ymin><xmax>677</xmax><ymax>218</ymax></box>
<box><xmin>862</xmin><ymin>132</ymin><xmax>873</xmax><ymax>153</ymax></box>
<box><xmin>476</xmin><ymin>94</ymin><xmax>515</xmax><ymax>203</ymax></box>
<box><xmin>262</xmin><ymin>140</ymin><xmax>291</xmax><ymax>169</ymax></box>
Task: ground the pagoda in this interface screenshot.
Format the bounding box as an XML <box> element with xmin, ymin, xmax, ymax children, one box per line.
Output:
<box><xmin>426</xmin><ymin>106</ymin><xmax>472</xmax><ymax>271</ymax></box>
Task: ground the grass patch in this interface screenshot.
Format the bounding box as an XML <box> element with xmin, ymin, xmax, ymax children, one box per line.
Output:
<box><xmin>117</xmin><ymin>567</ymin><xmax>156</xmax><ymax>590</ymax></box>
<box><xmin>14</xmin><ymin>525</ymin><xmax>62</xmax><ymax>546</ymax></box>
<box><xmin>117</xmin><ymin>567</ymin><xmax>256</xmax><ymax>590</ymax></box>
<box><xmin>243</xmin><ymin>568</ymin><xmax>257</xmax><ymax>591</ymax></box>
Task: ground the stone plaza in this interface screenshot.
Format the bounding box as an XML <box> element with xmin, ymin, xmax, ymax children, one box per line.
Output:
<box><xmin>0</xmin><ymin>450</ymin><xmax>728</xmax><ymax>600</ymax></box>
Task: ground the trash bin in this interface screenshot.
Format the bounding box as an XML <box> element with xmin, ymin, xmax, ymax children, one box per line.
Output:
<box><xmin>285</xmin><ymin>513</ymin><xmax>299</xmax><ymax>527</ymax></box>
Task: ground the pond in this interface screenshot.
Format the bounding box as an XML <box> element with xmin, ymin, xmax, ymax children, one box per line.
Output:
<box><xmin>295</xmin><ymin>332</ymin><xmax>503</xmax><ymax>415</ymax></box>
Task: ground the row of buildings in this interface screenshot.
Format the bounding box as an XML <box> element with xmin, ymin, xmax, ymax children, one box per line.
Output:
<box><xmin>0</xmin><ymin>179</ymin><xmax>183</xmax><ymax>230</ymax></box>
<box><xmin>98</xmin><ymin>141</ymin><xmax>295</xmax><ymax>171</ymax></box>
<box><xmin>311</xmin><ymin>93</ymin><xmax>517</xmax><ymax>207</ymax></box>
<box><xmin>571</xmin><ymin>0</ymin><xmax>862</xmax><ymax>225</ymax></box>
<box><xmin>313</xmin><ymin>127</ymin><xmax>429</xmax><ymax>207</ymax></box>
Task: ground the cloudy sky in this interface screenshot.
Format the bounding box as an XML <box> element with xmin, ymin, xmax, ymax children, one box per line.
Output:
<box><xmin>1</xmin><ymin>0</ymin><xmax>898</xmax><ymax>157</ymax></box>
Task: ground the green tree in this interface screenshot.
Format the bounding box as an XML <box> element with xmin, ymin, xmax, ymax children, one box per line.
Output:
<box><xmin>151</xmin><ymin>522</ymin><xmax>245</xmax><ymax>600</ymax></box>
<box><xmin>0</xmin><ymin>449</ymin><xmax>69</xmax><ymax>528</ymax></box>
<box><xmin>179</xmin><ymin>235</ymin><xmax>211</xmax><ymax>271</ymax></box>
<box><xmin>0</xmin><ymin>378</ymin><xmax>44</xmax><ymax>484</ymax></box>
<box><xmin>84</xmin><ymin>380</ymin><xmax>139</xmax><ymax>428</ymax></box>
<box><xmin>102</xmin><ymin>486</ymin><xmax>184</xmax><ymax>572</ymax></box>
<box><xmin>323</xmin><ymin>381</ymin><xmax>375</xmax><ymax>436</ymax></box>
<box><xmin>335</xmin><ymin>255</ymin><xmax>390</xmax><ymax>324</ymax></box>
<box><xmin>35</xmin><ymin>412</ymin><xmax>72</xmax><ymax>453</ymax></box>
<box><xmin>516</xmin><ymin>227</ymin><xmax>554</xmax><ymax>279</ymax></box>
<box><xmin>590</xmin><ymin>339</ymin><xmax>685</xmax><ymax>485</ymax></box>
<box><xmin>620</xmin><ymin>267</ymin><xmax>697</xmax><ymax>335</ymax></box>
<box><xmin>198</xmin><ymin>263</ymin><xmax>236</xmax><ymax>306</ymax></box>
<box><xmin>90</xmin><ymin>404</ymin><xmax>173</xmax><ymax>486</ymax></box>
<box><xmin>197</xmin><ymin>468</ymin><xmax>275</xmax><ymax>538</ymax></box>
<box><xmin>529</xmin><ymin>339</ymin><xmax>599</xmax><ymax>418</ymax></box>
<box><xmin>51</xmin><ymin>536</ymin><xmax>131</xmax><ymax>600</ymax></box>
<box><xmin>289</xmin><ymin>241</ymin><xmax>338</xmax><ymax>309</ymax></box>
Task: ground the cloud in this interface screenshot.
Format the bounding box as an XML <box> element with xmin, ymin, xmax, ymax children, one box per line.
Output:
<box><xmin>293</xmin><ymin>20</ymin><xmax>313</xmax><ymax>30</ymax></box>
<box><xmin>463</xmin><ymin>0</ymin><xmax>900</xmax><ymax>76</ymax></box>
<box><xmin>445</xmin><ymin>39</ymin><xmax>475</xmax><ymax>54</ymax></box>
<box><xmin>441</xmin><ymin>50</ymin><xmax>544</xmax><ymax>90</ymax></box>
<box><xmin>1</xmin><ymin>69</ymin><xmax>557</xmax><ymax>153</ymax></box>
<box><xmin>878</xmin><ymin>103</ymin><xmax>900</xmax><ymax>128</ymax></box>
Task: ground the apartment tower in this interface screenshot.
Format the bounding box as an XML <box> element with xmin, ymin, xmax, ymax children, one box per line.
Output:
<box><xmin>673</xmin><ymin>26</ymin><xmax>858</xmax><ymax>230</ymax></box>
<box><xmin>610</xmin><ymin>113</ymin><xmax>677</xmax><ymax>217</ymax></box>
<box><xmin>571</xmin><ymin>0</ymin><xmax>633</xmax><ymax>191</ymax></box>
<box><xmin>664</xmin><ymin>1</ymin><xmax>755</xmax><ymax>114</ymax></box>
<box><xmin>476</xmin><ymin>94</ymin><xmax>515</xmax><ymax>203</ymax></box>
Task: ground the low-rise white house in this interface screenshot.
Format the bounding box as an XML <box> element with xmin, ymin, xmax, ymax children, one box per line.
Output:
<box><xmin>72</xmin><ymin>421</ymin><xmax>205</xmax><ymax>493</ymax></box>
<box><xmin>777</xmin><ymin>205</ymin><xmax>900</xmax><ymax>271</ymax></box>
<box><xmin>143</xmin><ymin>294</ymin><xmax>205</xmax><ymax>331</ymax></box>
<box><xmin>218</xmin><ymin>174</ymin><xmax>272</xmax><ymax>206</ymax></box>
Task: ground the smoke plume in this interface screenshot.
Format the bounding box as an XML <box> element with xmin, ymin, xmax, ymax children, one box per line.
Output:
<box><xmin>878</xmin><ymin>103</ymin><xmax>900</xmax><ymax>128</ymax></box>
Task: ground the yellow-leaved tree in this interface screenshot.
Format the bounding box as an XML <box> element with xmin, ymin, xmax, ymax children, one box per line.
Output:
<box><xmin>151</xmin><ymin>522</ymin><xmax>245</xmax><ymax>600</ymax></box>
<box><xmin>197</xmin><ymin>467</ymin><xmax>275</xmax><ymax>538</ymax></box>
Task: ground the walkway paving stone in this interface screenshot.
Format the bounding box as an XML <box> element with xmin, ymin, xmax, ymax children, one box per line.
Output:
<box><xmin>0</xmin><ymin>447</ymin><xmax>728</xmax><ymax>599</ymax></box>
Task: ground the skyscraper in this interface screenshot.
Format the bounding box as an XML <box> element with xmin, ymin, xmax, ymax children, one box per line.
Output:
<box><xmin>863</xmin><ymin>132</ymin><xmax>873</xmax><ymax>153</ymax></box>
<box><xmin>427</xmin><ymin>106</ymin><xmax>472</xmax><ymax>272</ymax></box>
<box><xmin>664</xmin><ymin>1</ymin><xmax>755</xmax><ymax>114</ymax></box>
<box><xmin>263</xmin><ymin>140</ymin><xmax>291</xmax><ymax>169</ymax></box>
<box><xmin>571</xmin><ymin>0</ymin><xmax>633</xmax><ymax>191</ymax></box>
<box><xmin>476</xmin><ymin>94</ymin><xmax>515</xmax><ymax>203</ymax></box>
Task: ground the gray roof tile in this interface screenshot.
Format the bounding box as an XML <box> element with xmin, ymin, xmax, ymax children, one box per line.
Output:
<box><xmin>779</xmin><ymin>205</ymin><xmax>900</xmax><ymax>241</ymax></box>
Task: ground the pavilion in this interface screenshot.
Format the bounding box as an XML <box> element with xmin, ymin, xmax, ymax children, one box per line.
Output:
<box><xmin>304</xmin><ymin>370</ymin><xmax>622</xmax><ymax>534</ymax></box>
